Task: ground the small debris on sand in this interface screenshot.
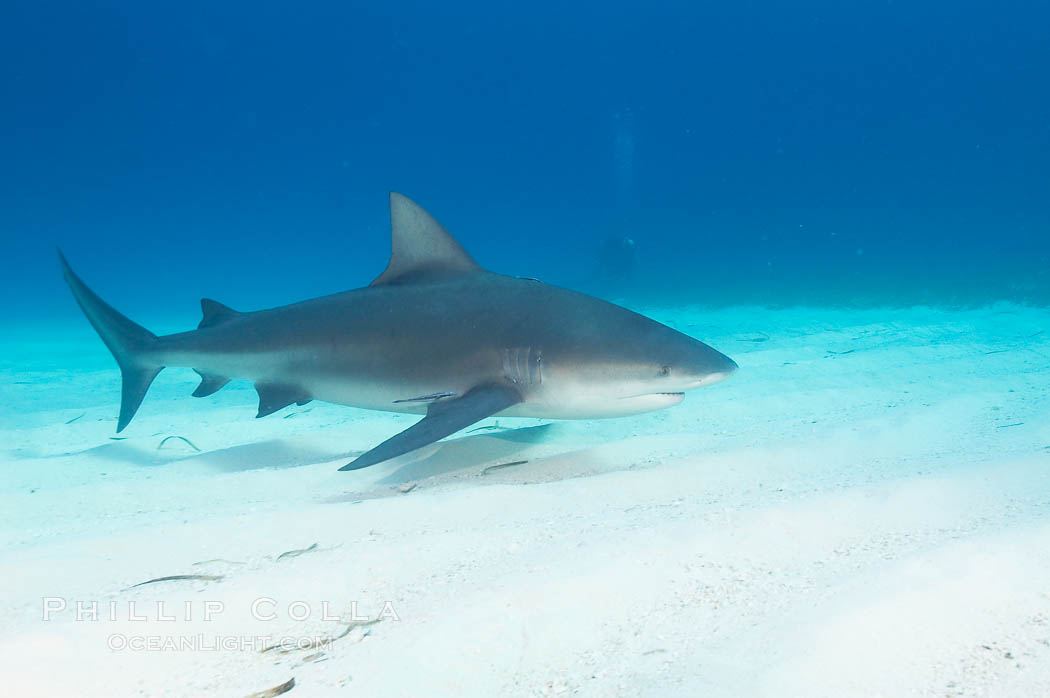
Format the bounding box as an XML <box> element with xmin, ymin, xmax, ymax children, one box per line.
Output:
<box><xmin>277</xmin><ymin>543</ymin><xmax>319</xmax><ymax>561</ymax></box>
<box><xmin>243</xmin><ymin>677</ymin><xmax>295</xmax><ymax>698</ymax></box>
<box><xmin>125</xmin><ymin>574</ymin><xmax>224</xmax><ymax>590</ymax></box>
<box><xmin>482</xmin><ymin>460</ymin><xmax>528</xmax><ymax>475</ymax></box>
<box><xmin>467</xmin><ymin>424</ymin><xmax>513</xmax><ymax>433</ymax></box>
<box><xmin>157</xmin><ymin>435</ymin><xmax>201</xmax><ymax>452</ymax></box>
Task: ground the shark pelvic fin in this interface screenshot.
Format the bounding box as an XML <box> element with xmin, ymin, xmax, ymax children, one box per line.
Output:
<box><xmin>339</xmin><ymin>383</ymin><xmax>521</xmax><ymax>471</ymax></box>
<box><xmin>255</xmin><ymin>382</ymin><xmax>313</xmax><ymax>418</ymax></box>
<box><xmin>198</xmin><ymin>298</ymin><xmax>242</xmax><ymax>329</ymax></box>
<box><xmin>192</xmin><ymin>370</ymin><xmax>231</xmax><ymax>397</ymax></box>
<box><xmin>370</xmin><ymin>192</ymin><xmax>482</xmax><ymax>286</ymax></box>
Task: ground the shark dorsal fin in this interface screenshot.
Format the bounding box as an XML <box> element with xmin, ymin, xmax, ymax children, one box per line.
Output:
<box><xmin>370</xmin><ymin>192</ymin><xmax>481</xmax><ymax>286</ymax></box>
<box><xmin>198</xmin><ymin>298</ymin><xmax>242</xmax><ymax>329</ymax></box>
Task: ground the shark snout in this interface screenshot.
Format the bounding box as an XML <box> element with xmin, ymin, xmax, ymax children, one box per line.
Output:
<box><xmin>712</xmin><ymin>354</ymin><xmax>739</xmax><ymax>380</ymax></box>
<box><xmin>694</xmin><ymin>367</ymin><xmax>735</xmax><ymax>388</ymax></box>
<box><xmin>684</xmin><ymin>352</ymin><xmax>738</xmax><ymax>390</ymax></box>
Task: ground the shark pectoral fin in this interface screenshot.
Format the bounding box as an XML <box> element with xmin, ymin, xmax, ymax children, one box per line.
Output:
<box><xmin>339</xmin><ymin>383</ymin><xmax>522</xmax><ymax>471</ymax></box>
<box><xmin>255</xmin><ymin>382</ymin><xmax>312</xmax><ymax>418</ymax></box>
<box><xmin>192</xmin><ymin>370</ymin><xmax>231</xmax><ymax>397</ymax></box>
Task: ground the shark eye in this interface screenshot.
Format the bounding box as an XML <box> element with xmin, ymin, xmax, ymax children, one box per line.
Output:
<box><xmin>659</xmin><ymin>365</ymin><xmax>671</xmax><ymax>377</ymax></box>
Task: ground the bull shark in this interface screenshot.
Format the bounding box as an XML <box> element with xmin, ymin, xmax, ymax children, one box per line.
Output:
<box><xmin>60</xmin><ymin>193</ymin><xmax>737</xmax><ymax>471</ymax></box>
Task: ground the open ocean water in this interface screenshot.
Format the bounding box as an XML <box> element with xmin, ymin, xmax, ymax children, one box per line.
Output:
<box><xmin>2</xmin><ymin>0</ymin><xmax>1048</xmax><ymax>320</ymax></box>
<box><xmin>2</xmin><ymin>2</ymin><xmax>1049</xmax><ymax>697</ymax></box>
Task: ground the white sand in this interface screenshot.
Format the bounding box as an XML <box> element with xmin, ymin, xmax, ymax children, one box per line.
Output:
<box><xmin>1</xmin><ymin>304</ymin><xmax>1048</xmax><ymax>697</ymax></box>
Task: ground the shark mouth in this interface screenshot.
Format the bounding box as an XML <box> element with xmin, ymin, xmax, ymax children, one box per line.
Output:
<box><xmin>620</xmin><ymin>392</ymin><xmax>685</xmax><ymax>400</ymax></box>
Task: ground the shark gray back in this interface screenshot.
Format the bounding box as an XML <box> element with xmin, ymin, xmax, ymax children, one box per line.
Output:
<box><xmin>60</xmin><ymin>193</ymin><xmax>737</xmax><ymax>470</ymax></box>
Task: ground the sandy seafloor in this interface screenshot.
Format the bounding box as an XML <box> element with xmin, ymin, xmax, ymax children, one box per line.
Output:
<box><xmin>1</xmin><ymin>304</ymin><xmax>1049</xmax><ymax>697</ymax></box>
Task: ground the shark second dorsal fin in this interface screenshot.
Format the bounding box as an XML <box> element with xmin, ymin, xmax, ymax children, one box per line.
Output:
<box><xmin>370</xmin><ymin>192</ymin><xmax>482</xmax><ymax>286</ymax></box>
<box><xmin>198</xmin><ymin>298</ymin><xmax>242</xmax><ymax>329</ymax></box>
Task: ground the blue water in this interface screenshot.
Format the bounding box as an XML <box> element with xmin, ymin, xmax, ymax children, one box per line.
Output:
<box><xmin>2</xmin><ymin>0</ymin><xmax>1048</xmax><ymax>326</ymax></box>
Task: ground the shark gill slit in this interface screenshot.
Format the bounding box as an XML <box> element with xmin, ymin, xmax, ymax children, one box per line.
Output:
<box><xmin>518</xmin><ymin>347</ymin><xmax>528</xmax><ymax>385</ymax></box>
<box><xmin>502</xmin><ymin>347</ymin><xmax>541</xmax><ymax>387</ymax></box>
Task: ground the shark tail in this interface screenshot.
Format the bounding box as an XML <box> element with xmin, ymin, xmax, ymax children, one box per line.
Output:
<box><xmin>58</xmin><ymin>250</ymin><xmax>164</xmax><ymax>432</ymax></box>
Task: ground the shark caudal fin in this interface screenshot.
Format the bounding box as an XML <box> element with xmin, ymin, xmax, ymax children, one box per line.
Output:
<box><xmin>58</xmin><ymin>250</ymin><xmax>163</xmax><ymax>432</ymax></box>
